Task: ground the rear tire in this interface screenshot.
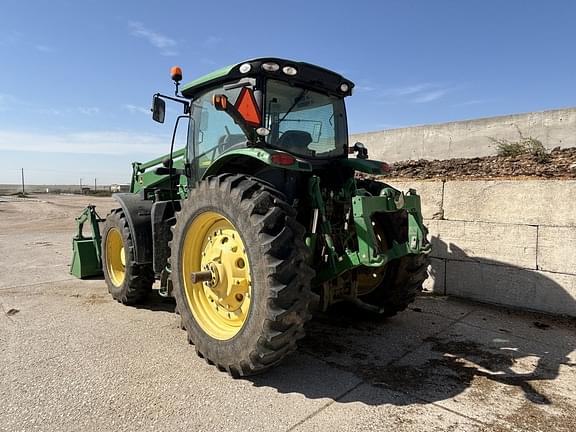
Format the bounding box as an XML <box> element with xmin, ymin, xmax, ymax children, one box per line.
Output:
<box><xmin>357</xmin><ymin>252</ymin><xmax>430</xmax><ymax>318</ymax></box>
<box><xmin>170</xmin><ymin>174</ymin><xmax>314</xmax><ymax>377</ymax></box>
<box><xmin>354</xmin><ymin>179</ymin><xmax>430</xmax><ymax>317</ymax></box>
<box><xmin>102</xmin><ymin>208</ymin><xmax>154</xmax><ymax>304</ymax></box>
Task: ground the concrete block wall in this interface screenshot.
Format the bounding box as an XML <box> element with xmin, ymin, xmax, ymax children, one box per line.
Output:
<box><xmin>388</xmin><ymin>179</ymin><xmax>576</xmax><ymax>317</ymax></box>
<box><xmin>351</xmin><ymin>107</ymin><xmax>576</xmax><ymax>162</ymax></box>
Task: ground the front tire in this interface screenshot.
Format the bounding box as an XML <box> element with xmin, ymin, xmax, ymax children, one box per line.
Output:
<box><xmin>102</xmin><ymin>208</ymin><xmax>154</xmax><ymax>304</ymax></box>
<box><xmin>171</xmin><ymin>175</ymin><xmax>314</xmax><ymax>377</ymax></box>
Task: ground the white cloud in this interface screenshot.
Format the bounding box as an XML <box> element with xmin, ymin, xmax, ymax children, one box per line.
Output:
<box><xmin>37</xmin><ymin>108</ymin><xmax>63</xmax><ymax>116</ymax></box>
<box><xmin>376</xmin><ymin>83</ymin><xmax>453</xmax><ymax>104</ymax></box>
<box><xmin>355</xmin><ymin>85</ymin><xmax>376</xmax><ymax>92</ymax></box>
<box><xmin>383</xmin><ymin>83</ymin><xmax>432</xmax><ymax>97</ymax></box>
<box><xmin>124</xmin><ymin>104</ymin><xmax>151</xmax><ymax>115</ymax></box>
<box><xmin>0</xmin><ymin>94</ymin><xmax>98</xmax><ymax>116</ymax></box>
<box><xmin>453</xmin><ymin>99</ymin><xmax>485</xmax><ymax>107</ymax></box>
<box><xmin>0</xmin><ymin>130</ymin><xmax>165</xmax><ymax>155</ymax></box>
<box><xmin>33</xmin><ymin>106</ymin><xmax>100</xmax><ymax>116</ymax></box>
<box><xmin>412</xmin><ymin>89</ymin><xmax>449</xmax><ymax>103</ymax></box>
<box><xmin>128</xmin><ymin>21</ymin><xmax>178</xmax><ymax>56</ymax></box>
<box><xmin>75</xmin><ymin>107</ymin><xmax>100</xmax><ymax>115</ymax></box>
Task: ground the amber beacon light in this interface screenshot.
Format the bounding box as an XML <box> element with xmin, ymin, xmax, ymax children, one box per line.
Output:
<box><xmin>171</xmin><ymin>66</ymin><xmax>183</xmax><ymax>82</ymax></box>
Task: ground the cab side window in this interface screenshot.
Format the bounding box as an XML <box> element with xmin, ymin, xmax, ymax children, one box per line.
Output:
<box><xmin>191</xmin><ymin>87</ymin><xmax>244</xmax><ymax>157</ymax></box>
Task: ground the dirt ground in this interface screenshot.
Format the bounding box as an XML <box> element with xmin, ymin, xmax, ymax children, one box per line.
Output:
<box><xmin>387</xmin><ymin>147</ymin><xmax>576</xmax><ymax>180</ymax></box>
<box><xmin>1</xmin><ymin>194</ymin><xmax>575</xmax><ymax>431</ymax></box>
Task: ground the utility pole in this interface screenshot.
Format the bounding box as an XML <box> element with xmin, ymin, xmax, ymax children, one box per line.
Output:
<box><xmin>80</xmin><ymin>178</ymin><xmax>82</xmax><ymax>194</ymax></box>
<box><xmin>94</xmin><ymin>178</ymin><xmax>97</xmax><ymax>192</ymax></box>
<box><xmin>21</xmin><ymin>168</ymin><xmax>25</xmax><ymax>195</ymax></box>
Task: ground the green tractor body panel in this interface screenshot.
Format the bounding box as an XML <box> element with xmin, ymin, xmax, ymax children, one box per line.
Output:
<box><xmin>130</xmin><ymin>147</ymin><xmax>187</xmax><ymax>195</ymax></box>
<box><xmin>202</xmin><ymin>147</ymin><xmax>313</xmax><ymax>179</ymax></box>
<box><xmin>350</xmin><ymin>189</ymin><xmax>428</xmax><ymax>266</ymax></box>
<box><xmin>337</xmin><ymin>158</ymin><xmax>390</xmax><ymax>176</ymax></box>
<box><xmin>306</xmin><ymin>175</ymin><xmax>429</xmax><ymax>284</ymax></box>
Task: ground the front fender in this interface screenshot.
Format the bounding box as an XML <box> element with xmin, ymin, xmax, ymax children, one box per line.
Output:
<box><xmin>112</xmin><ymin>193</ymin><xmax>153</xmax><ymax>264</ymax></box>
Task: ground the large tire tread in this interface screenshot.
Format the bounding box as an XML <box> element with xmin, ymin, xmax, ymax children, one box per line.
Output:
<box><xmin>102</xmin><ymin>208</ymin><xmax>154</xmax><ymax>305</ymax></box>
<box><xmin>170</xmin><ymin>174</ymin><xmax>313</xmax><ymax>377</ymax></box>
<box><xmin>378</xmin><ymin>252</ymin><xmax>431</xmax><ymax>318</ymax></box>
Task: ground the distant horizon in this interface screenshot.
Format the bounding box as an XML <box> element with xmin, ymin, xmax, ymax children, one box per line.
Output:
<box><xmin>2</xmin><ymin>103</ymin><xmax>575</xmax><ymax>185</ymax></box>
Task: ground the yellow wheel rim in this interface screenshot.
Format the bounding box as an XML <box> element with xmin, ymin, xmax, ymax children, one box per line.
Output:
<box><xmin>182</xmin><ymin>211</ymin><xmax>252</xmax><ymax>340</ymax></box>
<box><xmin>105</xmin><ymin>227</ymin><xmax>126</xmax><ymax>287</ymax></box>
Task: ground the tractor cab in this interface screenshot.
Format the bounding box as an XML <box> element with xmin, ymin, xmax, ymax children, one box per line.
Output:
<box><xmin>153</xmin><ymin>58</ymin><xmax>356</xmax><ymax>181</ymax></box>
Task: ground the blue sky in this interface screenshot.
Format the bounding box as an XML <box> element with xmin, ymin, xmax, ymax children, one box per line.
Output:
<box><xmin>0</xmin><ymin>0</ymin><xmax>574</xmax><ymax>184</ymax></box>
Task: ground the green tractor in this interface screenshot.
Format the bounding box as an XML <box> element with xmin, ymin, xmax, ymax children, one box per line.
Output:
<box><xmin>71</xmin><ymin>58</ymin><xmax>430</xmax><ymax>376</ymax></box>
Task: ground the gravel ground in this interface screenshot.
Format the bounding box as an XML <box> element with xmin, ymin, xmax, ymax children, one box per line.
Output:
<box><xmin>1</xmin><ymin>194</ymin><xmax>575</xmax><ymax>431</ymax></box>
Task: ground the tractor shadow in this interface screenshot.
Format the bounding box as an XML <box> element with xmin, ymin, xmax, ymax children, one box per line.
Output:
<box><xmin>134</xmin><ymin>291</ymin><xmax>177</xmax><ymax>313</ymax></box>
<box><xmin>249</xmin><ymin>237</ymin><xmax>576</xmax><ymax>407</ymax></box>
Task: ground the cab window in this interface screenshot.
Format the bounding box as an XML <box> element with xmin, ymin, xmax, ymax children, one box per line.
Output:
<box><xmin>189</xmin><ymin>83</ymin><xmax>251</xmax><ymax>177</ymax></box>
<box><xmin>264</xmin><ymin>79</ymin><xmax>347</xmax><ymax>158</ymax></box>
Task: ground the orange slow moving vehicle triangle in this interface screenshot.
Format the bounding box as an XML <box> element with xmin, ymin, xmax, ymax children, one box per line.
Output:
<box><xmin>235</xmin><ymin>87</ymin><xmax>261</xmax><ymax>126</ymax></box>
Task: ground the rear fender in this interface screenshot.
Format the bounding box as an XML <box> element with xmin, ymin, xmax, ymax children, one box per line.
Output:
<box><xmin>201</xmin><ymin>147</ymin><xmax>312</xmax><ymax>179</ymax></box>
<box><xmin>337</xmin><ymin>158</ymin><xmax>390</xmax><ymax>175</ymax></box>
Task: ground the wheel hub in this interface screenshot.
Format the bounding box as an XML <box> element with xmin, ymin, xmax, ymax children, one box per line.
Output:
<box><xmin>200</xmin><ymin>228</ymin><xmax>250</xmax><ymax>315</ymax></box>
<box><xmin>181</xmin><ymin>212</ymin><xmax>252</xmax><ymax>340</ymax></box>
<box><xmin>203</xmin><ymin>262</ymin><xmax>220</xmax><ymax>288</ymax></box>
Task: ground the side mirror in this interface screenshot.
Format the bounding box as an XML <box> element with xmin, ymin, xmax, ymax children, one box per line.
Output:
<box><xmin>152</xmin><ymin>95</ymin><xmax>166</xmax><ymax>123</ymax></box>
<box><xmin>350</xmin><ymin>142</ymin><xmax>369</xmax><ymax>159</ymax></box>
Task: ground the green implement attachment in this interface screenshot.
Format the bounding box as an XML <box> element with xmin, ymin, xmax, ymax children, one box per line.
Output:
<box><xmin>70</xmin><ymin>205</ymin><xmax>104</xmax><ymax>279</ymax></box>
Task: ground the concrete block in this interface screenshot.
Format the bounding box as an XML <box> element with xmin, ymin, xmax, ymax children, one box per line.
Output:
<box><xmin>422</xmin><ymin>258</ymin><xmax>445</xmax><ymax>294</ymax></box>
<box><xmin>386</xmin><ymin>180</ymin><xmax>444</xmax><ymax>220</ymax></box>
<box><xmin>443</xmin><ymin>180</ymin><xmax>576</xmax><ymax>226</ymax></box>
<box><xmin>537</xmin><ymin>226</ymin><xmax>576</xmax><ymax>274</ymax></box>
<box><xmin>445</xmin><ymin>260</ymin><xmax>576</xmax><ymax>317</ymax></box>
<box><xmin>427</xmin><ymin>220</ymin><xmax>537</xmax><ymax>269</ymax></box>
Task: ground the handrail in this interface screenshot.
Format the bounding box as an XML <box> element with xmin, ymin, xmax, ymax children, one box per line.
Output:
<box><xmin>135</xmin><ymin>147</ymin><xmax>186</xmax><ymax>173</ymax></box>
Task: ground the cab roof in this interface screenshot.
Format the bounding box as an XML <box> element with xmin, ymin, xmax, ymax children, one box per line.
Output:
<box><xmin>180</xmin><ymin>57</ymin><xmax>354</xmax><ymax>99</ymax></box>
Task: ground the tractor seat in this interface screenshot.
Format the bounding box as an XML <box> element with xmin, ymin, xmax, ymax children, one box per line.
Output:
<box><xmin>277</xmin><ymin>130</ymin><xmax>312</xmax><ymax>149</ymax></box>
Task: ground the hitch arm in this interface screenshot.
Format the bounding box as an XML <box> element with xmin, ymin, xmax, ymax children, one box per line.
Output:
<box><xmin>74</xmin><ymin>205</ymin><xmax>105</xmax><ymax>261</ymax></box>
